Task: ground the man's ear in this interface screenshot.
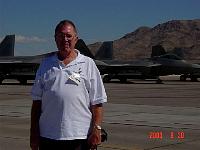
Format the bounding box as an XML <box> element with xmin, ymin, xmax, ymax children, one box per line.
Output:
<box><xmin>75</xmin><ymin>36</ymin><xmax>78</xmax><ymax>42</ymax></box>
<box><xmin>54</xmin><ymin>35</ymin><xmax>57</xmax><ymax>42</ymax></box>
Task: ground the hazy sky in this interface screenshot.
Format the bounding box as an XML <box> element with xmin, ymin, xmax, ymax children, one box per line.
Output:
<box><xmin>0</xmin><ymin>0</ymin><xmax>200</xmax><ymax>56</ymax></box>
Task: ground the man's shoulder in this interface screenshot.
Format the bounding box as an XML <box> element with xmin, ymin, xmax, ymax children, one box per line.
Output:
<box><xmin>78</xmin><ymin>53</ymin><xmax>94</xmax><ymax>63</ymax></box>
<box><xmin>42</xmin><ymin>52</ymin><xmax>57</xmax><ymax>63</ymax></box>
<box><xmin>39</xmin><ymin>52</ymin><xmax>57</xmax><ymax>69</ymax></box>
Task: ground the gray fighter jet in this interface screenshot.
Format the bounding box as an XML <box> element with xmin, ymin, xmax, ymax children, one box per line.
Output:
<box><xmin>76</xmin><ymin>39</ymin><xmax>200</xmax><ymax>83</ymax></box>
<box><xmin>0</xmin><ymin>35</ymin><xmax>199</xmax><ymax>84</ymax></box>
<box><xmin>0</xmin><ymin>35</ymin><xmax>54</xmax><ymax>84</ymax></box>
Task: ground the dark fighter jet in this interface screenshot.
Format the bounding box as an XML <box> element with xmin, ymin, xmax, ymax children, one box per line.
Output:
<box><xmin>0</xmin><ymin>35</ymin><xmax>199</xmax><ymax>84</ymax></box>
<box><xmin>0</xmin><ymin>35</ymin><xmax>54</xmax><ymax>84</ymax></box>
<box><xmin>76</xmin><ymin>40</ymin><xmax>200</xmax><ymax>83</ymax></box>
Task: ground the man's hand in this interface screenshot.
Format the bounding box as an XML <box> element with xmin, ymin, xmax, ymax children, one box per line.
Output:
<box><xmin>30</xmin><ymin>101</ymin><xmax>41</xmax><ymax>150</ymax></box>
<box><xmin>30</xmin><ymin>141</ymin><xmax>39</xmax><ymax>150</ymax></box>
<box><xmin>89</xmin><ymin>103</ymin><xmax>103</xmax><ymax>149</ymax></box>
<box><xmin>30</xmin><ymin>132</ymin><xmax>40</xmax><ymax>150</ymax></box>
<box><xmin>88</xmin><ymin>128</ymin><xmax>101</xmax><ymax>149</ymax></box>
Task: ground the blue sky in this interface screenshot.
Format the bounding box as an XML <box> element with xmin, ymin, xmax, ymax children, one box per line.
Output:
<box><xmin>0</xmin><ymin>0</ymin><xmax>200</xmax><ymax>56</ymax></box>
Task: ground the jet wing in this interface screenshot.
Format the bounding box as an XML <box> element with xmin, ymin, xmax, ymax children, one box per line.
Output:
<box><xmin>0</xmin><ymin>62</ymin><xmax>39</xmax><ymax>77</ymax></box>
<box><xmin>96</xmin><ymin>60</ymin><xmax>162</xmax><ymax>76</ymax></box>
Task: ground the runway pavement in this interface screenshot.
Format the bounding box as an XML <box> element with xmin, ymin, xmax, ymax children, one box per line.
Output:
<box><xmin>0</xmin><ymin>78</ymin><xmax>200</xmax><ymax>150</ymax></box>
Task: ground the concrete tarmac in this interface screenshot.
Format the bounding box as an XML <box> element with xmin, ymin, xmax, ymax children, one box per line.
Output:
<box><xmin>0</xmin><ymin>77</ymin><xmax>200</xmax><ymax>150</ymax></box>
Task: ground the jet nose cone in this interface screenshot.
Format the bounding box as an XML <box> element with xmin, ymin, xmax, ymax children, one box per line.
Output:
<box><xmin>192</xmin><ymin>64</ymin><xmax>200</xmax><ymax>69</ymax></box>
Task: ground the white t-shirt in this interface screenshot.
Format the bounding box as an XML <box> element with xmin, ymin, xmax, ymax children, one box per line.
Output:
<box><xmin>31</xmin><ymin>50</ymin><xmax>107</xmax><ymax>140</ymax></box>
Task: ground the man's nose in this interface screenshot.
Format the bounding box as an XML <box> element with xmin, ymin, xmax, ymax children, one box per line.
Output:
<box><xmin>64</xmin><ymin>36</ymin><xmax>69</xmax><ymax>41</ymax></box>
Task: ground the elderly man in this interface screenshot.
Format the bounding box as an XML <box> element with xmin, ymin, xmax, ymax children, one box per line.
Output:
<box><xmin>30</xmin><ymin>20</ymin><xmax>107</xmax><ymax>150</ymax></box>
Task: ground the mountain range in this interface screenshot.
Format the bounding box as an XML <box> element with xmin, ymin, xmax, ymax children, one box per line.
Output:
<box><xmin>88</xmin><ymin>19</ymin><xmax>200</xmax><ymax>61</ymax></box>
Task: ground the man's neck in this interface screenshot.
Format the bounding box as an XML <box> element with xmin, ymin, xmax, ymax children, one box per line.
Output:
<box><xmin>57</xmin><ymin>49</ymin><xmax>77</xmax><ymax>65</ymax></box>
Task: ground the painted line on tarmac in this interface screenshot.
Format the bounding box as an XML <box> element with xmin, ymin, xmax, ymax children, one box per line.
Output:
<box><xmin>99</xmin><ymin>144</ymin><xmax>142</xmax><ymax>150</ymax></box>
<box><xmin>0</xmin><ymin>136</ymin><xmax>29</xmax><ymax>140</ymax></box>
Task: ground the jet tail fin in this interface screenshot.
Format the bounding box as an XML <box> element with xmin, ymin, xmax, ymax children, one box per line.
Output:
<box><xmin>151</xmin><ymin>45</ymin><xmax>166</xmax><ymax>57</ymax></box>
<box><xmin>0</xmin><ymin>35</ymin><xmax>15</xmax><ymax>56</ymax></box>
<box><xmin>75</xmin><ymin>39</ymin><xmax>95</xmax><ymax>59</ymax></box>
<box><xmin>95</xmin><ymin>41</ymin><xmax>113</xmax><ymax>60</ymax></box>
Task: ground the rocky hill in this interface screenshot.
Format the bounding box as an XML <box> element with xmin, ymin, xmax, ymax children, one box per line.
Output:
<box><xmin>88</xmin><ymin>19</ymin><xmax>200</xmax><ymax>60</ymax></box>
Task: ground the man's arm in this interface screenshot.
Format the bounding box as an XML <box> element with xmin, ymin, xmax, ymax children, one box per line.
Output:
<box><xmin>30</xmin><ymin>100</ymin><xmax>41</xmax><ymax>150</ymax></box>
<box><xmin>88</xmin><ymin>103</ymin><xmax>103</xmax><ymax>148</ymax></box>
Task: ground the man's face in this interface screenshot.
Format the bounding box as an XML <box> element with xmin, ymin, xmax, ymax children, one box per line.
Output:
<box><xmin>55</xmin><ymin>23</ymin><xmax>78</xmax><ymax>53</ymax></box>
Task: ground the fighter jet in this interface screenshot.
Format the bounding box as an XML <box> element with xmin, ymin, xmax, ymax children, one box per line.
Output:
<box><xmin>76</xmin><ymin>40</ymin><xmax>200</xmax><ymax>83</ymax></box>
<box><xmin>0</xmin><ymin>35</ymin><xmax>199</xmax><ymax>84</ymax></box>
<box><xmin>0</xmin><ymin>35</ymin><xmax>54</xmax><ymax>84</ymax></box>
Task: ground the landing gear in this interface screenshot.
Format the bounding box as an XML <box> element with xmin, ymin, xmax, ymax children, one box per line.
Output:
<box><xmin>103</xmin><ymin>75</ymin><xmax>111</xmax><ymax>83</ymax></box>
<box><xmin>180</xmin><ymin>75</ymin><xmax>199</xmax><ymax>82</ymax></box>
<box><xmin>156</xmin><ymin>78</ymin><xmax>163</xmax><ymax>84</ymax></box>
<box><xmin>180</xmin><ymin>75</ymin><xmax>187</xmax><ymax>81</ymax></box>
<box><xmin>18</xmin><ymin>79</ymin><xmax>27</xmax><ymax>85</ymax></box>
<box><xmin>0</xmin><ymin>73</ymin><xmax>5</xmax><ymax>84</ymax></box>
<box><xmin>0</xmin><ymin>78</ymin><xmax>4</xmax><ymax>84</ymax></box>
<box><xmin>119</xmin><ymin>77</ymin><xmax>127</xmax><ymax>83</ymax></box>
<box><xmin>191</xmin><ymin>76</ymin><xmax>198</xmax><ymax>82</ymax></box>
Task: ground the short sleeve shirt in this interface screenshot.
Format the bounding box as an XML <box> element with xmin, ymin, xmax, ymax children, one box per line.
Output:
<box><xmin>31</xmin><ymin>50</ymin><xmax>107</xmax><ymax>140</ymax></box>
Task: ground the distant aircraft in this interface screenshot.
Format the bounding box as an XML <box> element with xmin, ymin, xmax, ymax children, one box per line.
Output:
<box><xmin>0</xmin><ymin>35</ymin><xmax>54</xmax><ymax>84</ymax></box>
<box><xmin>76</xmin><ymin>40</ymin><xmax>200</xmax><ymax>83</ymax></box>
<box><xmin>0</xmin><ymin>35</ymin><xmax>199</xmax><ymax>84</ymax></box>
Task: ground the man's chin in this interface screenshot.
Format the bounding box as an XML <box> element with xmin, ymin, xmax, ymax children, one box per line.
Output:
<box><xmin>59</xmin><ymin>48</ymin><xmax>70</xmax><ymax>53</ymax></box>
<box><xmin>57</xmin><ymin>50</ymin><xmax>70</xmax><ymax>60</ymax></box>
<box><xmin>59</xmin><ymin>50</ymin><xmax>69</xmax><ymax>55</ymax></box>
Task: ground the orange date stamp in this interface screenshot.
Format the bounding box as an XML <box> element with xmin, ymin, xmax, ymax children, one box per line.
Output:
<box><xmin>149</xmin><ymin>131</ymin><xmax>185</xmax><ymax>140</ymax></box>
